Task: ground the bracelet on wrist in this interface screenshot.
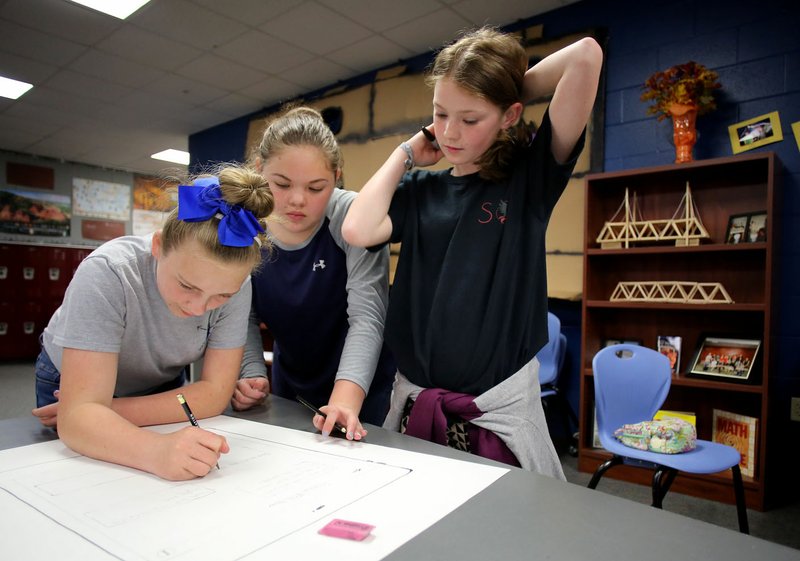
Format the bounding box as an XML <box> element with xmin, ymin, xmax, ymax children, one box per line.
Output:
<box><xmin>400</xmin><ymin>142</ymin><xmax>414</xmax><ymax>171</ymax></box>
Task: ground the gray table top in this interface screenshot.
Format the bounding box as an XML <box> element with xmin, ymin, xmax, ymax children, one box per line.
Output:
<box><xmin>2</xmin><ymin>397</ymin><xmax>798</xmax><ymax>561</ymax></box>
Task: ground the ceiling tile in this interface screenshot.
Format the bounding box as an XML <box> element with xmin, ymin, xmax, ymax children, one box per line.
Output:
<box><xmin>103</xmin><ymin>91</ymin><xmax>198</xmax><ymax>122</ymax></box>
<box><xmin>0</xmin><ymin>19</ymin><xmax>87</xmax><ymax>66</ymax></box>
<box><xmin>239</xmin><ymin>76</ymin><xmax>303</xmax><ymax>108</ymax></box>
<box><xmin>451</xmin><ymin>0</ymin><xmax>565</xmax><ymax>26</ymax></box>
<box><xmin>5</xmin><ymin>85</ymin><xmax>110</xmax><ymax>122</ymax></box>
<box><xmin>141</xmin><ymin>74</ymin><xmax>229</xmax><ymax>106</ymax></box>
<box><xmin>200</xmin><ymin>92</ymin><xmax>265</xmax><ymax>120</ymax></box>
<box><xmin>177</xmin><ymin>53</ymin><xmax>265</xmax><ymax>91</ymax></box>
<box><xmin>214</xmin><ymin>30</ymin><xmax>314</xmax><ymax>75</ymax></box>
<box><xmin>0</xmin><ymin>126</ymin><xmax>42</xmax><ymax>151</ymax></box>
<box><xmin>69</xmin><ymin>49</ymin><xmax>164</xmax><ymax>88</ymax></box>
<box><xmin>129</xmin><ymin>0</ymin><xmax>249</xmax><ymax>51</ymax></box>
<box><xmin>168</xmin><ymin>104</ymin><xmax>237</xmax><ymax>134</ymax></box>
<box><xmin>96</xmin><ymin>26</ymin><xmax>202</xmax><ymax>71</ymax></box>
<box><xmin>190</xmin><ymin>0</ymin><xmax>303</xmax><ymax>27</ymax></box>
<box><xmin>260</xmin><ymin>2</ymin><xmax>373</xmax><ymax>56</ymax></box>
<box><xmin>279</xmin><ymin>57</ymin><xmax>354</xmax><ymax>91</ymax></box>
<box><xmin>44</xmin><ymin>69</ymin><xmax>134</xmax><ymax>104</ymax></box>
<box><xmin>382</xmin><ymin>8</ymin><xmax>472</xmax><ymax>53</ymax></box>
<box><xmin>319</xmin><ymin>0</ymin><xmax>442</xmax><ymax>32</ymax></box>
<box><xmin>0</xmin><ymin>0</ymin><xmax>120</xmax><ymax>45</ymax></box>
<box><xmin>0</xmin><ymin>50</ymin><xmax>58</xmax><ymax>84</ymax></box>
<box><xmin>327</xmin><ymin>35</ymin><xmax>414</xmax><ymax>73</ymax></box>
<box><xmin>0</xmin><ymin>111</ymin><xmax>63</xmax><ymax>137</ymax></box>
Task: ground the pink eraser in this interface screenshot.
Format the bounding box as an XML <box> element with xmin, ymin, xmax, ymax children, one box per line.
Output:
<box><xmin>318</xmin><ymin>518</ymin><xmax>375</xmax><ymax>541</ymax></box>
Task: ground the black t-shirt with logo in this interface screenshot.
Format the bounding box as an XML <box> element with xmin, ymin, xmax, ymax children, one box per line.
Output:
<box><xmin>386</xmin><ymin>110</ymin><xmax>584</xmax><ymax>395</ymax></box>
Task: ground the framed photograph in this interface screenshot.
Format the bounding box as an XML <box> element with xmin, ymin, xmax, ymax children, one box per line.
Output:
<box><xmin>657</xmin><ymin>335</ymin><xmax>682</xmax><ymax>375</ymax></box>
<box><xmin>728</xmin><ymin>111</ymin><xmax>783</xmax><ymax>154</ymax></box>
<box><xmin>746</xmin><ymin>211</ymin><xmax>767</xmax><ymax>243</ymax></box>
<box><xmin>725</xmin><ymin>213</ymin><xmax>749</xmax><ymax>244</ymax></box>
<box><xmin>687</xmin><ymin>337</ymin><xmax>761</xmax><ymax>381</ymax></box>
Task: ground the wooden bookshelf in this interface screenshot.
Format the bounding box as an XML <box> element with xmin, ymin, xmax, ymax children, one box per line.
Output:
<box><xmin>578</xmin><ymin>152</ymin><xmax>780</xmax><ymax>511</ymax></box>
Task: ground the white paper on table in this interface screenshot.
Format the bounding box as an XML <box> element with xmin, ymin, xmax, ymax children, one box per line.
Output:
<box><xmin>0</xmin><ymin>416</ymin><xmax>508</xmax><ymax>561</ymax></box>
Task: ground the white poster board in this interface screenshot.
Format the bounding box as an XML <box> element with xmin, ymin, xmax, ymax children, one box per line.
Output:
<box><xmin>0</xmin><ymin>416</ymin><xmax>507</xmax><ymax>561</ymax></box>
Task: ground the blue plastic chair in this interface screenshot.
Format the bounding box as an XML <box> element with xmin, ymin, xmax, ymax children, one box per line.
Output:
<box><xmin>589</xmin><ymin>343</ymin><xmax>749</xmax><ymax>533</ymax></box>
<box><xmin>537</xmin><ymin>312</ymin><xmax>578</xmax><ymax>452</ymax></box>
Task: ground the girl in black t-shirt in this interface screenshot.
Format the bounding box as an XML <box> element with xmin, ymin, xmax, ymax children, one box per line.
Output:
<box><xmin>343</xmin><ymin>28</ymin><xmax>602</xmax><ymax>474</ymax></box>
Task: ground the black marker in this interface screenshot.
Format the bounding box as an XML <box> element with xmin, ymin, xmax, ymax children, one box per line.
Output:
<box><xmin>176</xmin><ymin>393</ymin><xmax>220</xmax><ymax>469</ymax></box>
<box><xmin>421</xmin><ymin>126</ymin><xmax>439</xmax><ymax>149</ymax></box>
<box><xmin>296</xmin><ymin>395</ymin><xmax>347</xmax><ymax>435</ymax></box>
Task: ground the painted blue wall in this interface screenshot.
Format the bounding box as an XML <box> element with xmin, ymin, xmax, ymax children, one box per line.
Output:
<box><xmin>190</xmin><ymin>0</ymin><xmax>800</xmax><ymax>439</ymax></box>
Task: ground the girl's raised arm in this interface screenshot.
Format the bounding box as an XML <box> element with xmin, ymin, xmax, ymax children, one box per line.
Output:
<box><xmin>522</xmin><ymin>37</ymin><xmax>603</xmax><ymax>163</ymax></box>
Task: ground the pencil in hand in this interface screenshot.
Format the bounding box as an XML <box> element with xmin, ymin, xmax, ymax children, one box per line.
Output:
<box><xmin>296</xmin><ymin>395</ymin><xmax>347</xmax><ymax>435</ymax></box>
<box><xmin>176</xmin><ymin>393</ymin><xmax>220</xmax><ymax>470</ymax></box>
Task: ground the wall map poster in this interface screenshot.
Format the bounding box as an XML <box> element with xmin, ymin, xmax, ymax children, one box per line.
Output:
<box><xmin>0</xmin><ymin>187</ymin><xmax>71</xmax><ymax>237</ymax></box>
<box><xmin>72</xmin><ymin>178</ymin><xmax>131</xmax><ymax>221</ymax></box>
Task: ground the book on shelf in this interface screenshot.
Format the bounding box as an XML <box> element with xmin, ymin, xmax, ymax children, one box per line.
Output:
<box><xmin>712</xmin><ymin>409</ymin><xmax>758</xmax><ymax>478</ymax></box>
<box><xmin>654</xmin><ymin>409</ymin><xmax>696</xmax><ymax>427</ymax></box>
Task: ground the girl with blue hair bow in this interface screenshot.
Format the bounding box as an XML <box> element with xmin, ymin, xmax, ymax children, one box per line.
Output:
<box><xmin>31</xmin><ymin>164</ymin><xmax>273</xmax><ymax>480</ymax></box>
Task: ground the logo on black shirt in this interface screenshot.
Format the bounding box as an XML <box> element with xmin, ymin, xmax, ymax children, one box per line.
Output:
<box><xmin>312</xmin><ymin>259</ymin><xmax>326</xmax><ymax>271</ymax></box>
<box><xmin>478</xmin><ymin>200</ymin><xmax>508</xmax><ymax>224</ymax></box>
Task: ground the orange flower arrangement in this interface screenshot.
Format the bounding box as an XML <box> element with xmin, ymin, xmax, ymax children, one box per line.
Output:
<box><xmin>641</xmin><ymin>61</ymin><xmax>721</xmax><ymax>121</ymax></box>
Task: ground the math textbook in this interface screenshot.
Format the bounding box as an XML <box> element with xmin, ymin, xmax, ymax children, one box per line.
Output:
<box><xmin>712</xmin><ymin>409</ymin><xmax>757</xmax><ymax>477</ymax></box>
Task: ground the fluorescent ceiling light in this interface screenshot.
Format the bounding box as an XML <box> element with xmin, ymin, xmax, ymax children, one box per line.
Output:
<box><xmin>0</xmin><ymin>76</ymin><xmax>33</xmax><ymax>100</ymax></box>
<box><xmin>151</xmin><ymin>149</ymin><xmax>190</xmax><ymax>166</ymax></box>
<box><xmin>66</xmin><ymin>0</ymin><xmax>152</xmax><ymax>19</ymax></box>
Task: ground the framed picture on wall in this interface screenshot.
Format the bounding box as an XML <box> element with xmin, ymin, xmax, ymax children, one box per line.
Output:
<box><xmin>728</xmin><ymin>111</ymin><xmax>783</xmax><ymax>154</ymax></box>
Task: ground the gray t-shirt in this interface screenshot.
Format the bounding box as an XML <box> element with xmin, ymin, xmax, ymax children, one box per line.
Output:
<box><xmin>43</xmin><ymin>234</ymin><xmax>252</xmax><ymax>396</ymax></box>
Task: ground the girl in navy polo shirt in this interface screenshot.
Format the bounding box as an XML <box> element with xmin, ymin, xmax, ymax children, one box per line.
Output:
<box><xmin>232</xmin><ymin>107</ymin><xmax>394</xmax><ymax>441</ymax></box>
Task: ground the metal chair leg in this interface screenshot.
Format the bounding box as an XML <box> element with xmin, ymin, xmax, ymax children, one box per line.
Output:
<box><xmin>588</xmin><ymin>455</ymin><xmax>623</xmax><ymax>489</ymax></box>
<box><xmin>731</xmin><ymin>464</ymin><xmax>749</xmax><ymax>534</ymax></box>
<box><xmin>651</xmin><ymin>468</ymin><xmax>677</xmax><ymax>508</ymax></box>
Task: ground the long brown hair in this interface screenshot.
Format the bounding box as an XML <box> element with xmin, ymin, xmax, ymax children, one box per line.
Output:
<box><xmin>426</xmin><ymin>27</ymin><xmax>535</xmax><ymax>182</ymax></box>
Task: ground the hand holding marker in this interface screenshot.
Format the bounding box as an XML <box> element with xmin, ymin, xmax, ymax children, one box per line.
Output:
<box><xmin>296</xmin><ymin>395</ymin><xmax>347</xmax><ymax>435</ymax></box>
<box><xmin>176</xmin><ymin>393</ymin><xmax>220</xmax><ymax>470</ymax></box>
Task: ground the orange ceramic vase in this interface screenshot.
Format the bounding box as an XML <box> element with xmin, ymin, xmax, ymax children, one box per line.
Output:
<box><xmin>669</xmin><ymin>102</ymin><xmax>698</xmax><ymax>164</ymax></box>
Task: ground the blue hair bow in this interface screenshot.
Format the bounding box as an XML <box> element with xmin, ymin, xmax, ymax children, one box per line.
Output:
<box><xmin>177</xmin><ymin>176</ymin><xmax>265</xmax><ymax>247</ymax></box>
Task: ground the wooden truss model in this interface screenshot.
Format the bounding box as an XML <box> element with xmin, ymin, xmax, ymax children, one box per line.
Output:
<box><xmin>609</xmin><ymin>281</ymin><xmax>734</xmax><ymax>304</ymax></box>
<box><xmin>596</xmin><ymin>182</ymin><xmax>710</xmax><ymax>248</ymax></box>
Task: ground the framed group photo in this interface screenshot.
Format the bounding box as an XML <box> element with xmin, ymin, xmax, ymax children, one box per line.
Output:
<box><xmin>687</xmin><ymin>337</ymin><xmax>761</xmax><ymax>382</ymax></box>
